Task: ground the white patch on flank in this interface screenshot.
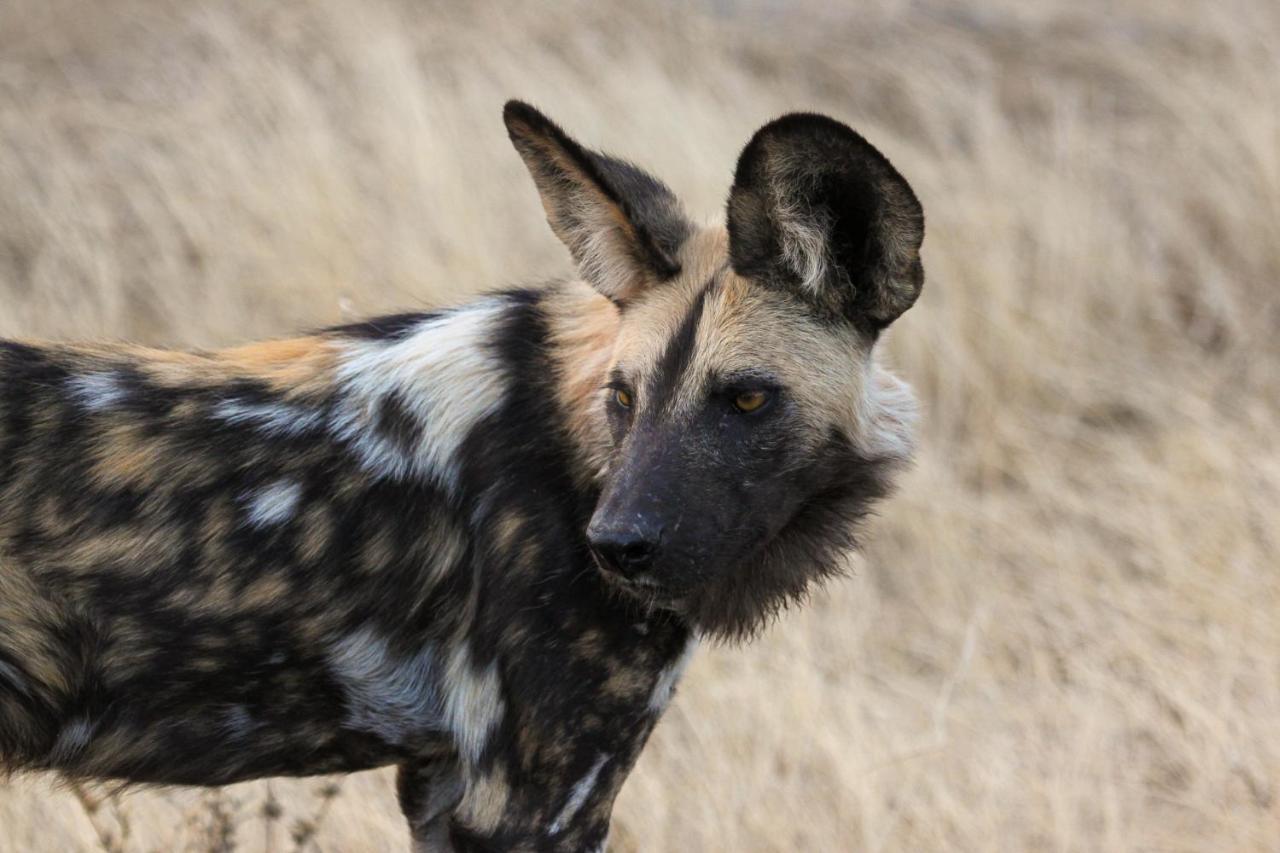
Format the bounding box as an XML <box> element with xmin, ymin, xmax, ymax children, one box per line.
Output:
<box><xmin>442</xmin><ymin>642</ymin><xmax>505</xmax><ymax>766</ymax></box>
<box><xmin>649</xmin><ymin>636</ymin><xmax>699</xmax><ymax>714</ymax></box>
<box><xmin>330</xmin><ymin>302</ymin><xmax>510</xmax><ymax>490</ymax></box>
<box><xmin>244</xmin><ymin>479</ymin><xmax>303</xmax><ymax>528</ymax></box>
<box><xmin>67</xmin><ymin>371</ymin><xmax>127</xmax><ymax>412</ymax></box>
<box><xmin>329</xmin><ymin>629</ymin><xmax>442</xmax><ymax>746</ymax></box>
<box><xmin>49</xmin><ymin>717</ymin><xmax>97</xmax><ymax>764</ymax></box>
<box><xmin>548</xmin><ymin>752</ymin><xmax>610</xmax><ymax>835</ymax></box>
<box><xmin>212</xmin><ymin>398</ymin><xmax>326</xmax><ymax>437</ymax></box>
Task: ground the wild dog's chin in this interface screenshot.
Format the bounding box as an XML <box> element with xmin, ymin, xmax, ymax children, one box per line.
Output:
<box><xmin>680</xmin><ymin>449</ymin><xmax>902</xmax><ymax>643</ymax></box>
<box><xmin>588</xmin><ymin>548</ymin><xmax>688</xmax><ymax>612</ymax></box>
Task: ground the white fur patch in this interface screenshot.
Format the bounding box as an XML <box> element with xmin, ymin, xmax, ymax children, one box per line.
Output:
<box><xmin>49</xmin><ymin>717</ymin><xmax>96</xmax><ymax>764</ymax></box>
<box><xmin>329</xmin><ymin>629</ymin><xmax>442</xmax><ymax>746</ymax></box>
<box><xmin>67</xmin><ymin>372</ymin><xmax>127</xmax><ymax>412</ymax></box>
<box><xmin>649</xmin><ymin>636</ymin><xmax>699</xmax><ymax>714</ymax></box>
<box><xmin>859</xmin><ymin>360</ymin><xmax>918</xmax><ymax>463</ymax></box>
<box><xmin>244</xmin><ymin>479</ymin><xmax>303</xmax><ymax>528</ymax></box>
<box><xmin>442</xmin><ymin>642</ymin><xmax>505</xmax><ymax>765</ymax></box>
<box><xmin>775</xmin><ymin>194</ymin><xmax>832</xmax><ymax>296</ymax></box>
<box><xmin>331</xmin><ymin>302</ymin><xmax>510</xmax><ymax>490</ymax></box>
<box><xmin>212</xmin><ymin>398</ymin><xmax>325</xmax><ymax>437</ymax></box>
<box><xmin>548</xmin><ymin>752</ymin><xmax>610</xmax><ymax>835</ymax></box>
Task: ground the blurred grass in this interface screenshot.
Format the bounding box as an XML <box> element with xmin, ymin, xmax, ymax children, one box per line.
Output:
<box><xmin>1</xmin><ymin>0</ymin><xmax>1278</xmax><ymax>850</ymax></box>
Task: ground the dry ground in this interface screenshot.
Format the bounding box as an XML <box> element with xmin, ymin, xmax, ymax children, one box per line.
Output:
<box><xmin>1</xmin><ymin>0</ymin><xmax>1277</xmax><ymax>850</ymax></box>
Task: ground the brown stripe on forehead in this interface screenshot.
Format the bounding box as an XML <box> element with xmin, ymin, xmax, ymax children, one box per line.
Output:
<box><xmin>645</xmin><ymin>265</ymin><xmax>727</xmax><ymax>411</ymax></box>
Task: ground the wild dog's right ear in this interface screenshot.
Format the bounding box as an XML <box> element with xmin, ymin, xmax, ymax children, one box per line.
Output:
<box><xmin>727</xmin><ymin>114</ymin><xmax>924</xmax><ymax>333</ymax></box>
<box><xmin>504</xmin><ymin>101</ymin><xmax>693</xmax><ymax>304</ymax></box>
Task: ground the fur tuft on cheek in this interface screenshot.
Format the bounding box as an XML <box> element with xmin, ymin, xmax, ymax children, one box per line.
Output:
<box><xmin>857</xmin><ymin>359</ymin><xmax>919</xmax><ymax>465</ymax></box>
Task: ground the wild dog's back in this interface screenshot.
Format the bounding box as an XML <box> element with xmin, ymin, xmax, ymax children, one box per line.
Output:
<box><xmin>0</xmin><ymin>319</ymin><xmax>500</xmax><ymax>784</ymax></box>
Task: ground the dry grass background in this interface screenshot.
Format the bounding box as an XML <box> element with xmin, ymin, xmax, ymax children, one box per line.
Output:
<box><xmin>1</xmin><ymin>0</ymin><xmax>1278</xmax><ymax>850</ymax></box>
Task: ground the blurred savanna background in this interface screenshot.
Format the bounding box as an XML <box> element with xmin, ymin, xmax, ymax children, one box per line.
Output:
<box><xmin>1</xmin><ymin>0</ymin><xmax>1278</xmax><ymax>850</ymax></box>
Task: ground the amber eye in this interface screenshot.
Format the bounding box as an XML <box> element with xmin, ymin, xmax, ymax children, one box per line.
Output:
<box><xmin>732</xmin><ymin>390</ymin><xmax>769</xmax><ymax>413</ymax></box>
<box><xmin>614</xmin><ymin>387</ymin><xmax>633</xmax><ymax>409</ymax></box>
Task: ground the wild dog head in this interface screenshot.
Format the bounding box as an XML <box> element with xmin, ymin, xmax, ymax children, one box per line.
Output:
<box><xmin>506</xmin><ymin>101</ymin><xmax>923</xmax><ymax>640</ymax></box>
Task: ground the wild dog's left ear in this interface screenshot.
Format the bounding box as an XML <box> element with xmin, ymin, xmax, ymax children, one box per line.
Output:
<box><xmin>504</xmin><ymin>101</ymin><xmax>694</xmax><ymax>304</ymax></box>
<box><xmin>727</xmin><ymin>114</ymin><xmax>924</xmax><ymax>332</ymax></box>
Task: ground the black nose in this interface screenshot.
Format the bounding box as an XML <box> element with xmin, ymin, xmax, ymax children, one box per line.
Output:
<box><xmin>588</xmin><ymin>527</ymin><xmax>661</xmax><ymax>578</ymax></box>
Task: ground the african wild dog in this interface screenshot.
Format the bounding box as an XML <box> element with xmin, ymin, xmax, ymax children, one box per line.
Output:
<box><xmin>0</xmin><ymin>102</ymin><xmax>923</xmax><ymax>851</ymax></box>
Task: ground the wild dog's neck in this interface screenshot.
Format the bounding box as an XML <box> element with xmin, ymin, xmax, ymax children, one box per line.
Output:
<box><xmin>543</xmin><ymin>279</ymin><xmax>621</xmax><ymax>488</ymax></box>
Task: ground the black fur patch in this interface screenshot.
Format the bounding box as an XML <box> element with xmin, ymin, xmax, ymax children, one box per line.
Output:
<box><xmin>375</xmin><ymin>390</ymin><xmax>424</xmax><ymax>458</ymax></box>
<box><xmin>324</xmin><ymin>312</ymin><xmax>439</xmax><ymax>341</ymax></box>
<box><xmin>684</xmin><ymin>432</ymin><xmax>899</xmax><ymax>641</ymax></box>
<box><xmin>647</xmin><ymin>273</ymin><xmax>719</xmax><ymax>411</ymax></box>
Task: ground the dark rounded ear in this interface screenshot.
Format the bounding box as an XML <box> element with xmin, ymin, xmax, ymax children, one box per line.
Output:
<box><xmin>504</xmin><ymin>100</ymin><xmax>693</xmax><ymax>304</ymax></box>
<box><xmin>727</xmin><ymin>114</ymin><xmax>924</xmax><ymax>332</ymax></box>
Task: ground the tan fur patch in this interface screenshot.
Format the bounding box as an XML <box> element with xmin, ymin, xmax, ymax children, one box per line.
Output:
<box><xmin>44</xmin><ymin>506</ymin><xmax>185</xmax><ymax>578</ymax></box>
<box><xmin>601</xmin><ymin>664</ymin><xmax>648</xmax><ymax>703</ymax></box>
<box><xmin>241</xmin><ymin>572</ymin><xmax>293</xmax><ymax>611</ymax></box>
<box><xmin>571</xmin><ymin>628</ymin><xmax>606</xmax><ymax>661</ymax></box>
<box><xmin>61</xmin><ymin>336</ymin><xmax>342</xmax><ymax>401</ymax></box>
<box><xmin>491</xmin><ymin>508</ymin><xmax>530</xmax><ymax>559</ymax></box>
<box><xmin>457</xmin><ymin>765</ymin><xmax>511</xmax><ymax>834</ymax></box>
<box><xmin>426</xmin><ymin>514</ymin><xmax>468</xmax><ymax>587</ymax></box>
<box><xmin>88</xmin><ymin>422</ymin><xmax>175</xmax><ymax>491</ymax></box>
<box><xmin>544</xmin><ymin>282</ymin><xmax>620</xmax><ymax>483</ymax></box>
<box><xmin>295</xmin><ymin>503</ymin><xmax>335</xmax><ymax>565</ymax></box>
<box><xmin>681</xmin><ymin>269</ymin><xmax>864</xmax><ymax>438</ymax></box>
<box><xmin>216</xmin><ymin>337</ymin><xmax>340</xmax><ymax>397</ymax></box>
<box><xmin>0</xmin><ymin>566</ymin><xmax>76</xmax><ymax>696</ymax></box>
<box><xmin>358</xmin><ymin>520</ymin><xmax>397</xmax><ymax>575</ymax></box>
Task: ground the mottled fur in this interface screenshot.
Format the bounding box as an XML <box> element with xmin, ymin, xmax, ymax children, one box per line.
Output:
<box><xmin>0</xmin><ymin>102</ymin><xmax>924</xmax><ymax>851</ymax></box>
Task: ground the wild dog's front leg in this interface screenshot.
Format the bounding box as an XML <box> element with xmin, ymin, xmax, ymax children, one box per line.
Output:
<box><xmin>444</xmin><ymin>654</ymin><xmax>692</xmax><ymax>853</ymax></box>
<box><xmin>398</xmin><ymin>758</ymin><xmax>465</xmax><ymax>852</ymax></box>
<box><xmin>442</xmin><ymin>586</ymin><xmax>694</xmax><ymax>850</ymax></box>
<box><xmin>448</xmin><ymin>752</ymin><xmax>622</xmax><ymax>853</ymax></box>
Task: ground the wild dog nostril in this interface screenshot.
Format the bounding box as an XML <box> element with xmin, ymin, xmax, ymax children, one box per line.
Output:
<box><xmin>589</xmin><ymin>530</ymin><xmax>661</xmax><ymax>578</ymax></box>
